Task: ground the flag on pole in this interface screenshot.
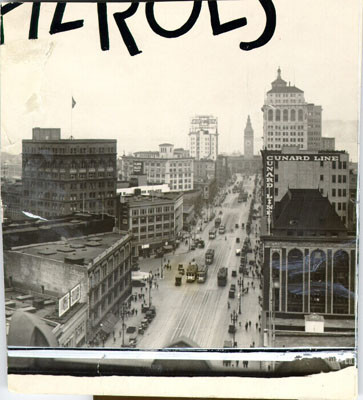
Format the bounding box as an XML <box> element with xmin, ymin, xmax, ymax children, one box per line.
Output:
<box><xmin>72</xmin><ymin>97</ymin><xmax>76</xmax><ymax>109</ymax></box>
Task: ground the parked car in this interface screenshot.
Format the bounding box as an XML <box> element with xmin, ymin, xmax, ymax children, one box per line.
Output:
<box><xmin>231</xmin><ymin>270</ymin><xmax>237</xmax><ymax>277</ymax></box>
<box><xmin>179</xmin><ymin>268</ymin><xmax>185</xmax><ymax>275</ymax></box>
<box><xmin>236</xmin><ymin>237</ymin><xmax>240</xmax><ymax>243</ymax></box>
<box><xmin>178</xmin><ymin>264</ymin><xmax>184</xmax><ymax>271</ymax></box>
<box><xmin>175</xmin><ymin>276</ymin><xmax>182</xmax><ymax>286</ymax></box>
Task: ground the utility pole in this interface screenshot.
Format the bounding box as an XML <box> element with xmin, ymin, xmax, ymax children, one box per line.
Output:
<box><xmin>120</xmin><ymin>302</ymin><xmax>127</xmax><ymax>347</ymax></box>
<box><xmin>148</xmin><ymin>271</ymin><xmax>153</xmax><ymax>307</ymax></box>
<box><xmin>238</xmin><ymin>277</ymin><xmax>243</xmax><ymax>315</ymax></box>
<box><xmin>230</xmin><ymin>310</ymin><xmax>238</xmax><ymax>348</ymax></box>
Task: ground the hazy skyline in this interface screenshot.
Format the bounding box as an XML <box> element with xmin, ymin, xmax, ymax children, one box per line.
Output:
<box><xmin>1</xmin><ymin>1</ymin><xmax>360</xmax><ymax>161</ymax></box>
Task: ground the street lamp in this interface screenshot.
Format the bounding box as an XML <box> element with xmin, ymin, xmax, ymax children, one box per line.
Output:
<box><xmin>119</xmin><ymin>302</ymin><xmax>127</xmax><ymax>347</ymax></box>
<box><xmin>237</xmin><ymin>277</ymin><xmax>243</xmax><ymax>314</ymax></box>
<box><xmin>230</xmin><ymin>310</ymin><xmax>238</xmax><ymax>348</ymax></box>
<box><xmin>148</xmin><ymin>271</ymin><xmax>153</xmax><ymax>307</ymax></box>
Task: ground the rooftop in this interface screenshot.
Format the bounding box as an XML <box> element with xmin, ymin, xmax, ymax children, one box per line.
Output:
<box><xmin>9</xmin><ymin>232</ymin><xmax>129</xmax><ymax>268</ymax></box>
<box><xmin>121</xmin><ymin>192</ymin><xmax>182</xmax><ymax>206</ymax></box>
<box><xmin>273</xmin><ymin>189</ymin><xmax>347</xmax><ymax>232</ymax></box>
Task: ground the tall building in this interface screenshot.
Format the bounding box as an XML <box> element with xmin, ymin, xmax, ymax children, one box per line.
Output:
<box><xmin>261</xmin><ymin>147</ymin><xmax>350</xmax><ymax>226</ymax></box>
<box><xmin>189</xmin><ymin>115</ymin><xmax>218</xmax><ymax>160</ymax></box>
<box><xmin>22</xmin><ymin>128</ymin><xmax>117</xmax><ymax>219</ymax></box>
<box><xmin>120</xmin><ymin>144</ymin><xmax>193</xmax><ymax>192</ymax></box>
<box><xmin>262</xmin><ymin>68</ymin><xmax>322</xmax><ymax>151</ymax></box>
<box><xmin>244</xmin><ymin>115</ymin><xmax>254</xmax><ymax>158</ymax></box>
<box><xmin>117</xmin><ymin>192</ymin><xmax>183</xmax><ymax>257</ymax></box>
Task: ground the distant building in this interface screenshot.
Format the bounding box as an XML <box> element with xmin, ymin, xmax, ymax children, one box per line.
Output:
<box><xmin>215</xmin><ymin>155</ymin><xmax>230</xmax><ymax>186</ymax></box>
<box><xmin>261</xmin><ymin>189</ymin><xmax>356</xmax><ymax>322</ymax></box>
<box><xmin>244</xmin><ymin>115</ymin><xmax>254</xmax><ymax>158</ymax></box>
<box><xmin>189</xmin><ymin>115</ymin><xmax>218</xmax><ymax>160</ymax></box>
<box><xmin>22</xmin><ymin>128</ymin><xmax>117</xmax><ymax>219</ymax></box>
<box><xmin>120</xmin><ymin>144</ymin><xmax>193</xmax><ymax>192</ymax></box>
<box><xmin>4</xmin><ymin>230</ymin><xmax>132</xmax><ymax>345</ymax></box>
<box><xmin>228</xmin><ymin>155</ymin><xmax>261</xmax><ymax>176</ymax></box>
<box><xmin>262</xmin><ymin>68</ymin><xmax>322</xmax><ymax>151</ymax></box>
<box><xmin>348</xmin><ymin>162</ymin><xmax>358</xmax><ymax>233</ymax></box>
<box><xmin>261</xmin><ymin>147</ymin><xmax>350</xmax><ymax>226</ymax></box>
<box><xmin>117</xmin><ymin>192</ymin><xmax>183</xmax><ymax>257</ymax></box>
<box><xmin>193</xmin><ymin>159</ymin><xmax>215</xmax><ymax>182</ymax></box>
<box><xmin>117</xmin><ymin>184</ymin><xmax>170</xmax><ymax>198</ymax></box>
<box><xmin>321</xmin><ymin>137</ymin><xmax>336</xmax><ymax>151</ymax></box>
<box><xmin>1</xmin><ymin>180</ymin><xmax>23</xmax><ymax>221</ymax></box>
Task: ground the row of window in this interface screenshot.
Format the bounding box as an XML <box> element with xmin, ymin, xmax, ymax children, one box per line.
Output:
<box><xmin>24</xmin><ymin>146</ymin><xmax>115</xmax><ymax>155</ymax></box>
<box><xmin>332</xmin><ymin>188</ymin><xmax>347</xmax><ymax>197</ymax></box>
<box><xmin>267</xmin><ymin>109</ymin><xmax>305</xmax><ymax>122</ymax></box>
<box><xmin>132</xmin><ymin>206</ymin><xmax>172</xmax><ymax>215</ymax></box>
<box><xmin>319</xmin><ymin>174</ymin><xmax>347</xmax><ymax>183</ymax></box>
<box><xmin>132</xmin><ymin>223</ymin><xmax>174</xmax><ymax>232</ymax></box>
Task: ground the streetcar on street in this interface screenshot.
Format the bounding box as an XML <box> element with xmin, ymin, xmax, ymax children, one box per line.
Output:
<box><xmin>209</xmin><ymin>229</ymin><xmax>217</xmax><ymax>239</ymax></box>
<box><xmin>197</xmin><ymin>265</ymin><xmax>208</xmax><ymax>283</ymax></box>
<box><xmin>205</xmin><ymin>248</ymin><xmax>215</xmax><ymax>265</ymax></box>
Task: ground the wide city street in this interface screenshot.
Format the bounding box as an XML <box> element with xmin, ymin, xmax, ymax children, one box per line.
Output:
<box><xmin>105</xmin><ymin>174</ymin><xmax>263</xmax><ymax>359</ymax></box>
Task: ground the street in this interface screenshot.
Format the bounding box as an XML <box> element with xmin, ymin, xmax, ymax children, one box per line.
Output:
<box><xmin>106</xmin><ymin>174</ymin><xmax>263</xmax><ymax>354</ymax></box>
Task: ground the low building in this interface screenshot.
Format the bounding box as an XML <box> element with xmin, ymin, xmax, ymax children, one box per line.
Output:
<box><xmin>120</xmin><ymin>144</ymin><xmax>193</xmax><ymax>192</ymax></box>
<box><xmin>117</xmin><ymin>192</ymin><xmax>183</xmax><ymax>257</ymax></box>
<box><xmin>117</xmin><ymin>184</ymin><xmax>170</xmax><ymax>198</ymax></box>
<box><xmin>4</xmin><ymin>231</ymin><xmax>133</xmax><ymax>344</ymax></box>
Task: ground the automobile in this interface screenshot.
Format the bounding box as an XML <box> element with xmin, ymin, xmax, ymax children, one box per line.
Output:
<box><xmin>198</xmin><ymin>240</ymin><xmax>205</xmax><ymax>249</ymax></box>
<box><xmin>235</xmin><ymin>249</ymin><xmax>241</xmax><ymax>256</ymax></box>
<box><xmin>129</xmin><ymin>333</ymin><xmax>137</xmax><ymax>347</ymax></box>
<box><xmin>138</xmin><ymin>326</ymin><xmax>144</xmax><ymax>335</ymax></box>
<box><xmin>228</xmin><ymin>324</ymin><xmax>236</xmax><ymax>334</ymax></box>
<box><xmin>239</xmin><ymin>265</ymin><xmax>244</xmax><ymax>273</ymax></box>
<box><xmin>178</xmin><ymin>264</ymin><xmax>184</xmax><ymax>271</ymax></box>
<box><xmin>146</xmin><ymin>310</ymin><xmax>154</xmax><ymax>322</ymax></box>
<box><xmin>241</xmin><ymin>223</ymin><xmax>245</xmax><ymax>229</ymax></box>
<box><xmin>141</xmin><ymin>319</ymin><xmax>149</xmax><ymax>329</ymax></box>
<box><xmin>175</xmin><ymin>276</ymin><xmax>182</xmax><ymax>286</ymax></box>
<box><xmin>141</xmin><ymin>305</ymin><xmax>149</xmax><ymax>313</ymax></box>
<box><xmin>149</xmin><ymin>306</ymin><xmax>156</xmax><ymax>316</ymax></box>
<box><xmin>190</xmin><ymin>244</ymin><xmax>196</xmax><ymax>250</ymax></box>
<box><xmin>230</xmin><ymin>284</ymin><xmax>236</xmax><ymax>291</ymax></box>
<box><xmin>179</xmin><ymin>268</ymin><xmax>185</xmax><ymax>275</ymax></box>
<box><xmin>126</xmin><ymin>326</ymin><xmax>136</xmax><ymax>334</ymax></box>
<box><xmin>229</xmin><ymin>290</ymin><xmax>235</xmax><ymax>299</ymax></box>
<box><xmin>235</xmin><ymin>223</ymin><xmax>239</xmax><ymax>228</ymax></box>
<box><xmin>231</xmin><ymin>270</ymin><xmax>237</xmax><ymax>277</ymax></box>
<box><xmin>236</xmin><ymin>237</ymin><xmax>240</xmax><ymax>243</ymax></box>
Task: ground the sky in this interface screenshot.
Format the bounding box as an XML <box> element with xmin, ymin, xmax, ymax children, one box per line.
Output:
<box><xmin>1</xmin><ymin>0</ymin><xmax>361</xmax><ymax>161</ymax></box>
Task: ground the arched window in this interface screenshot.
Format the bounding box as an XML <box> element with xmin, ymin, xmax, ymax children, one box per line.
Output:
<box><xmin>333</xmin><ymin>250</ymin><xmax>350</xmax><ymax>314</ymax></box>
<box><xmin>272</xmin><ymin>252</ymin><xmax>280</xmax><ymax>311</ymax></box>
<box><xmin>268</xmin><ymin>110</ymin><xmax>273</xmax><ymax>121</ymax></box>
<box><xmin>275</xmin><ymin>109</ymin><xmax>281</xmax><ymax>121</ymax></box>
<box><xmin>310</xmin><ymin>250</ymin><xmax>326</xmax><ymax>313</ymax></box>
<box><xmin>283</xmin><ymin>109</ymin><xmax>288</xmax><ymax>121</ymax></box>
<box><xmin>298</xmin><ymin>109</ymin><xmax>304</xmax><ymax>121</ymax></box>
<box><xmin>290</xmin><ymin>109</ymin><xmax>296</xmax><ymax>121</ymax></box>
<box><xmin>287</xmin><ymin>249</ymin><xmax>303</xmax><ymax>312</ymax></box>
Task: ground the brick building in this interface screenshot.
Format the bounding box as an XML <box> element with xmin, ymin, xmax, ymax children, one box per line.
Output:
<box><xmin>117</xmin><ymin>192</ymin><xmax>183</xmax><ymax>257</ymax></box>
<box><xmin>22</xmin><ymin>128</ymin><xmax>117</xmax><ymax>219</ymax></box>
<box><xmin>4</xmin><ymin>231</ymin><xmax>132</xmax><ymax>344</ymax></box>
<box><xmin>261</xmin><ymin>147</ymin><xmax>350</xmax><ymax>226</ymax></box>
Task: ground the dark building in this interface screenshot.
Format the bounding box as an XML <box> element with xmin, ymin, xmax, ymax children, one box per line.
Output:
<box><xmin>1</xmin><ymin>179</ymin><xmax>23</xmax><ymax>221</ymax></box>
<box><xmin>22</xmin><ymin>128</ymin><xmax>117</xmax><ymax>219</ymax></box>
<box><xmin>215</xmin><ymin>155</ymin><xmax>230</xmax><ymax>186</ymax></box>
<box><xmin>261</xmin><ymin>189</ymin><xmax>356</xmax><ymax>321</ymax></box>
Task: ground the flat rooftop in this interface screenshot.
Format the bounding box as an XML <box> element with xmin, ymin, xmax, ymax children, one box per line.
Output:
<box><xmin>5</xmin><ymin>289</ymin><xmax>87</xmax><ymax>326</ymax></box>
<box><xmin>10</xmin><ymin>232</ymin><xmax>128</xmax><ymax>268</ymax></box>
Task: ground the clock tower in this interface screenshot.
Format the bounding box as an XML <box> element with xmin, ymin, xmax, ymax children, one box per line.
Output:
<box><xmin>244</xmin><ymin>115</ymin><xmax>254</xmax><ymax>159</ymax></box>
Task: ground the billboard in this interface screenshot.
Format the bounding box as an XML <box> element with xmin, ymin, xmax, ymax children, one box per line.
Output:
<box><xmin>70</xmin><ymin>284</ymin><xmax>81</xmax><ymax>307</ymax></box>
<box><xmin>58</xmin><ymin>293</ymin><xmax>70</xmax><ymax>318</ymax></box>
<box><xmin>132</xmin><ymin>161</ymin><xmax>144</xmax><ymax>175</ymax></box>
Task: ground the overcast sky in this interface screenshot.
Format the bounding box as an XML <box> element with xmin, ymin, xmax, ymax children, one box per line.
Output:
<box><xmin>1</xmin><ymin>0</ymin><xmax>360</xmax><ymax>161</ymax></box>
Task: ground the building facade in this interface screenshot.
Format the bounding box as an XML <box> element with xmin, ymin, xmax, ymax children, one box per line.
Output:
<box><xmin>4</xmin><ymin>231</ymin><xmax>132</xmax><ymax>344</ymax></box>
<box><xmin>215</xmin><ymin>155</ymin><xmax>231</xmax><ymax>187</ymax></box>
<box><xmin>22</xmin><ymin>128</ymin><xmax>117</xmax><ymax>218</ymax></box>
<box><xmin>117</xmin><ymin>192</ymin><xmax>183</xmax><ymax>257</ymax></box>
<box><xmin>244</xmin><ymin>115</ymin><xmax>254</xmax><ymax>158</ymax></box>
<box><xmin>120</xmin><ymin>144</ymin><xmax>193</xmax><ymax>192</ymax></box>
<box><xmin>189</xmin><ymin>115</ymin><xmax>218</xmax><ymax>160</ymax></box>
<box><xmin>261</xmin><ymin>147</ymin><xmax>350</xmax><ymax>226</ymax></box>
<box><xmin>228</xmin><ymin>155</ymin><xmax>261</xmax><ymax>176</ymax></box>
<box><xmin>193</xmin><ymin>159</ymin><xmax>215</xmax><ymax>183</ymax></box>
<box><xmin>262</xmin><ymin>68</ymin><xmax>322</xmax><ymax>151</ymax></box>
<box><xmin>262</xmin><ymin>189</ymin><xmax>356</xmax><ymax>318</ymax></box>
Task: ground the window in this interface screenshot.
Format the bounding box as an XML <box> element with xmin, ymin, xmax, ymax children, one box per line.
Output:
<box><xmin>274</xmin><ymin>174</ymin><xmax>279</xmax><ymax>183</ymax></box>
<box><xmin>342</xmin><ymin>203</ymin><xmax>347</xmax><ymax>211</ymax></box>
<box><xmin>343</xmin><ymin>161</ymin><xmax>347</xmax><ymax>169</ymax></box>
<box><xmin>320</xmin><ymin>161</ymin><xmax>324</xmax><ymax>167</ymax></box>
<box><xmin>276</xmin><ymin>109</ymin><xmax>281</xmax><ymax>121</ymax></box>
<box><xmin>298</xmin><ymin>109</ymin><xmax>303</xmax><ymax>121</ymax></box>
<box><xmin>338</xmin><ymin>202</ymin><xmax>342</xmax><ymax>211</ymax></box>
<box><xmin>268</xmin><ymin>110</ymin><xmax>273</xmax><ymax>121</ymax></box>
<box><xmin>338</xmin><ymin>175</ymin><xmax>342</xmax><ymax>183</ymax></box>
<box><xmin>332</xmin><ymin>175</ymin><xmax>336</xmax><ymax>183</ymax></box>
<box><xmin>338</xmin><ymin>189</ymin><xmax>342</xmax><ymax>197</ymax></box>
<box><xmin>343</xmin><ymin>175</ymin><xmax>347</xmax><ymax>183</ymax></box>
<box><xmin>342</xmin><ymin>189</ymin><xmax>347</xmax><ymax>197</ymax></box>
<box><xmin>320</xmin><ymin>175</ymin><xmax>324</xmax><ymax>182</ymax></box>
<box><xmin>290</xmin><ymin>109</ymin><xmax>296</xmax><ymax>121</ymax></box>
<box><xmin>332</xmin><ymin>189</ymin><xmax>336</xmax><ymax>197</ymax></box>
<box><xmin>332</xmin><ymin>161</ymin><xmax>336</xmax><ymax>169</ymax></box>
<box><xmin>283</xmin><ymin>109</ymin><xmax>288</xmax><ymax>121</ymax></box>
<box><xmin>274</xmin><ymin>188</ymin><xmax>278</xmax><ymax>196</ymax></box>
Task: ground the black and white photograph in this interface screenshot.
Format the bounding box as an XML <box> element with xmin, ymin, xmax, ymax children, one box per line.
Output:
<box><xmin>0</xmin><ymin>0</ymin><xmax>360</xmax><ymax>395</ymax></box>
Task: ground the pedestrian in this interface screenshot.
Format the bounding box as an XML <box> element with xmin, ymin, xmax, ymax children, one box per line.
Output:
<box><xmin>249</xmin><ymin>320</ymin><xmax>251</xmax><ymax>327</ymax></box>
<box><xmin>135</xmin><ymin>309</ymin><xmax>138</xmax><ymax>316</ymax></box>
<box><xmin>252</xmin><ymin>341</ymin><xmax>255</xmax><ymax>347</ymax></box>
<box><xmin>255</xmin><ymin>322</ymin><xmax>258</xmax><ymax>329</ymax></box>
<box><xmin>239</xmin><ymin>321</ymin><xmax>242</xmax><ymax>327</ymax></box>
<box><xmin>259</xmin><ymin>314</ymin><xmax>261</xmax><ymax>320</ymax></box>
<box><xmin>227</xmin><ymin>301</ymin><xmax>230</xmax><ymax>309</ymax></box>
<box><xmin>245</xmin><ymin>322</ymin><xmax>248</xmax><ymax>331</ymax></box>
